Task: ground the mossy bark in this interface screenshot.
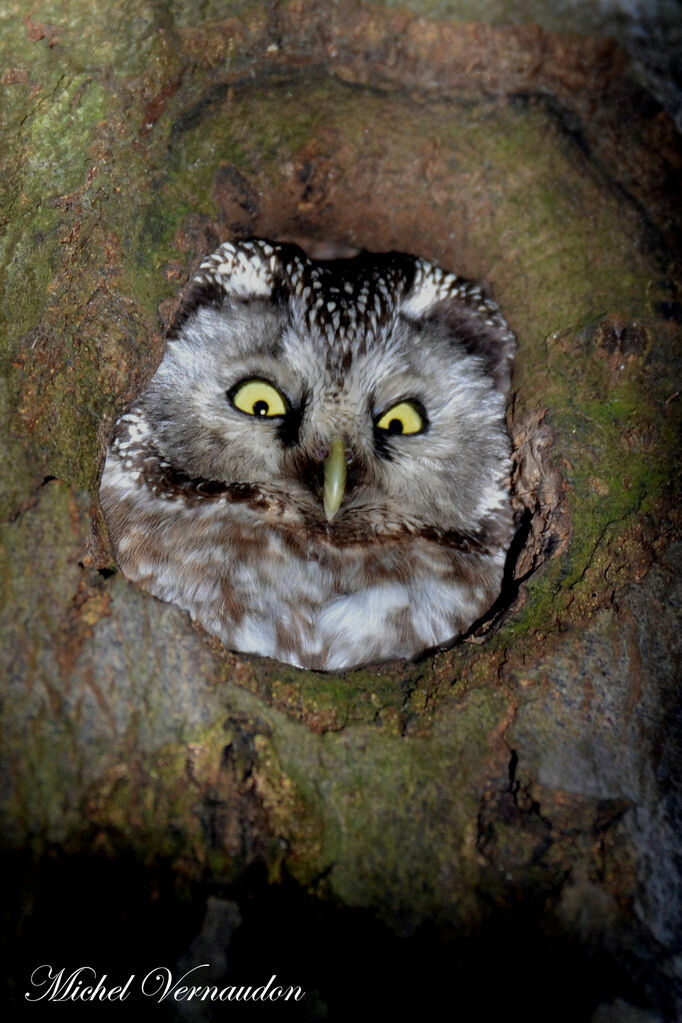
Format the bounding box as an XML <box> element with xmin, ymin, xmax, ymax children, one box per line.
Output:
<box><xmin>1</xmin><ymin>2</ymin><xmax>680</xmax><ymax>1019</ymax></box>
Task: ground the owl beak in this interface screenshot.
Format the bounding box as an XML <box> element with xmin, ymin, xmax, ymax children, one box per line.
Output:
<box><xmin>323</xmin><ymin>436</ymin><xmax>347</xmax><ymax>522</ymax></box>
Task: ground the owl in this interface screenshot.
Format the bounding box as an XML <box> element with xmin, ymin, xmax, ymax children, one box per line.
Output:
<box><xmin>100</xmin><ymin>239</ymin><xmax>516</xmax><ymax>671</ymax></box>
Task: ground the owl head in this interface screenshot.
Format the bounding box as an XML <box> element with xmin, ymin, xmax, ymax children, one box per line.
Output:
<box><xmin>141</xmin><ymin>239</ymin><xmax>515</xmax><ymax>546</ymax></box>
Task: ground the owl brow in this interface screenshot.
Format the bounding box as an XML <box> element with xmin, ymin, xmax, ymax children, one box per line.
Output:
<box><xmin>260</xmin><ymin>320</ymin><xmax>289</xmax><ymax>358</ymax></box>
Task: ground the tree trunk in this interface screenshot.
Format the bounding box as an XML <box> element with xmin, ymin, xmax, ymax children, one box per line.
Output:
<box><xmin>1</xmin><ymin>2</ymin><xmax>680</xmax><ymax>1019</ymax></box>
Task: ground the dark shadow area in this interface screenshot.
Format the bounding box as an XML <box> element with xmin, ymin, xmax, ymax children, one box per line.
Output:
<box><xmin>1</xmin><ymin>848</ymin><xmax>667</xmax><ymax>1022</ymax></box>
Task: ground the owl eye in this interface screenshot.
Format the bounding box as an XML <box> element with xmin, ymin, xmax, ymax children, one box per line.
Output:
<box><xmin>375</xmin><ymin>400</ymin><xmax>426</xmax><ymax>436</ymax></box>
<box><xmin>229</xmin><ymin>379</ymin><xmax>288</xmax><ymax>418</ymax></box>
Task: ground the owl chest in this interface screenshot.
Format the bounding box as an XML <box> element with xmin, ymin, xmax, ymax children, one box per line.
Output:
<box><xmin>163</xmin><ymin>500</ymin><xmax>408</xmax><ymax>611</ymax></box>
<box><xmin>138</xmin><ymin>499</ymin><xmax>484</xmax><ymax>671</ymax></box>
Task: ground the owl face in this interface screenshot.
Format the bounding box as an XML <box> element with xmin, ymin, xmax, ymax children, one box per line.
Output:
<box><xmin>144</xmin><ymin>247</ymin><xmax>510</xmax><ymax>540</ymax></box>
<box><xmin>101</xmin><ymin>240</ymin><xmax>515</xmax><ymax>671</ymax></box>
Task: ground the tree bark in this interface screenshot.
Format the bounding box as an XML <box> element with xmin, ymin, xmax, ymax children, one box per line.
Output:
<box><xmin>1</xmin><ymin>2</ymin><xmax>680</xmax><ymax>1019</ymax></box>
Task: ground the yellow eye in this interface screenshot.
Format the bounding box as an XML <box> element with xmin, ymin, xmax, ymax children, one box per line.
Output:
<box><xmin>230</xmin><ymin>379</ymin><xmax>287</xmax><ymax>418</ymax></box>
<box><xmin>375</xmin><ymin>401</ymin><xmax>426</xmax><ymax>436</ymax></box>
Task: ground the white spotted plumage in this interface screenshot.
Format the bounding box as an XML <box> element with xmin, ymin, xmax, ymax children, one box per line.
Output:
<box><xmin>100</xmin><ymin>239</ymin><xmax>516</xmax><ymax>671</ymax></box>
